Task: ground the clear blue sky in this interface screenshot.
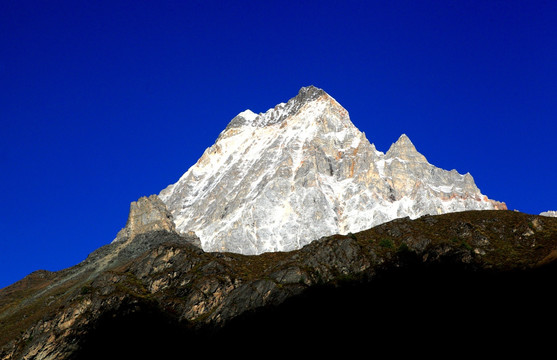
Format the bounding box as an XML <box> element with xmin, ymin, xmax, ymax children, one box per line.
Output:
<box><xmin>1</xmin><ymin>0</ymin><xmax>556</xmax><ymax>288</ymax></box>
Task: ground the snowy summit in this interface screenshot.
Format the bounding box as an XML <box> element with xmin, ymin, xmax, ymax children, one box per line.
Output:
<box><xmin>159</xmin><ymin>86</ymin><xmax>506</xmax><ymax>254</ymax></box>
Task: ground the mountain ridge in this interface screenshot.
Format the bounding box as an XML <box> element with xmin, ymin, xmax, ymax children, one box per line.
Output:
<box><xmin>225</xmin><ymin>85</ymin><xmax>329</xmax><ymax>130</ymax></box>
<box><xmin>1</xmin><ymin>209</ymin><xmax>556</xmax><ymax>359</ymax></box>
<box><xmin>159</xmin><ymin>85</ymin><xmax>506</xmax><ymax>254</ymax></box>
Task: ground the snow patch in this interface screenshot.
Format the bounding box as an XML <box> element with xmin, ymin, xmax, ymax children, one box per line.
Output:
<box><xmin>238</xmin><ymin>109</ymin><xmax>258</xmax><ymax>122</ymax></box>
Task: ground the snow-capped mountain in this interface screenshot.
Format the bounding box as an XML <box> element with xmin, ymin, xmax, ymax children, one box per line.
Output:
<box><xmin>159</xmin><ymin>86</ymin><xmax>506</xmax><ymax>254</ymax></box>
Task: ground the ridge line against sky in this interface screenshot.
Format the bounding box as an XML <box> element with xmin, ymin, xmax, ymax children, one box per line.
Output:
<box><xmin>1</xmin><ymin>0</ymin><xmax>556</xmax><ymax>288</ymax></box>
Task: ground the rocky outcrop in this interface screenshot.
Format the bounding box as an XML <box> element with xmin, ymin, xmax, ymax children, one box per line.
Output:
<box><xmin>1</xmin><ymin>210</ymin><xmax>556</xmax><ymax>359</ymax></box>
<box><xmin>0</xmin><ymin>195</ymin><xmax>201</xmax><ymax>342</ymax></box>
<box><xmin>159</xmin><ymin>86</ymin><xmax>506</xmax><ymax>254</ymax></box>
<box><xmin>112</xmin><ymin>194</ymin><xmax>201</xmax><ymax>249</ymax></box>
<box><xmin>113</xmin><ymin>195</ymin><xmax>173</xmax><ymax>242</ymax></box>
<box><xmin>69</xmin><ymin>195</ymin><xmax>200</xmax><ymax>280</ymax></box>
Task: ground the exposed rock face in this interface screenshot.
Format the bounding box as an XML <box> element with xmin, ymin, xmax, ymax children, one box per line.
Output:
<box><xmin>112</xmin><ymin>194</ymin><xmax>176</xmax><ymax>242</ymax></box>
<box><xmin>101</xmin><ymin>194</ymin><xmax>201</xmax><ymax>266</ymax></box>
<box><xmin>540</xmin><ymin>210</ymin><xmax>557</xmax><ymax>217</ymax></box>
<box><xmin>0</xmin><ymin>196</ymin><xmax>202</xmax><ymax>309</ymax></box>
<box><xmin>1</xmin><ymin>210</ymin><xmax>556</xmax><ymax>359</ymax></box>
<box><xmin>159</xmin><ymin>85</ymin><xmax>506</xmax><ymax>254</ymax></box>
<box><xmin>111</xmin><ymin>194</ymin><xmax>200</xmax><ymax>248</ymax></box>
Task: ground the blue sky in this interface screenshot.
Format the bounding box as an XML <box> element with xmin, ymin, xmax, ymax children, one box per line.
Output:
<box><xmin>1</xmin><ymin>0</ymin><xmax>556</xmax><ymax>288</ymax></box>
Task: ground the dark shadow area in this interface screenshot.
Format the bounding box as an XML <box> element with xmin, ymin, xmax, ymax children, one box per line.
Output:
<box><xmin>68</xmin><ymin>301</ymin><xmax>198</xmax><ymax>360</ymax></box>
<box><xmin>72</xmin><ymin>258</ymin><xmax>557</xmax><ymax>359</ymax></box>
<box><xmin>217</xmin><ymin>257</ymin><xmax>556</xmax><ymax>355</ymax></box>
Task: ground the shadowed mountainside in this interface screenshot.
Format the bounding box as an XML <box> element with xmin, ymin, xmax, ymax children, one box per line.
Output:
<box><xmin>1</xmin><ymin>210</ymin><xmax>556</xmax><ymax>359</ymax></box>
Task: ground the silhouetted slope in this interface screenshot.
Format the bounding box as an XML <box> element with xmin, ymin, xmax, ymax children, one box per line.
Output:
<box><xmin>2</xmin><ymin>210</ymin><xmax>556</xmax><ymax>359</ymax></box>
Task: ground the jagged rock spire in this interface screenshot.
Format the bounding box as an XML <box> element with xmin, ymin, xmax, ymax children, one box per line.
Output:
<box><xmin>386</xmin><ymin>134</ymin><xmax>427</xmax><ymax>162</ymax></box>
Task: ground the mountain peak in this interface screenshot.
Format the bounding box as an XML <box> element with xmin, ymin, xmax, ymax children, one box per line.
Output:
<box><xmin>386</xmin><ymin>134</ymin><xmax>427</xmax><ymax>162</ymax></box>
<box><xmin>396</xmin><ymin>133</ymin><xmax>412</xmax><ymax>144</ymax></box>
<box><xmin>159</xmin><ymin>87</ymin><xmax>505</xmax><ymax>255</ymax></box>
<box><xmin>392</xmin><ymin>133</ymin><xmax>415</xmax><ymax>148</ymax></box>
<box><xmin>237</xmin><ymin>109</ymin><xmax>258</xmax><ymax>121</ymax></box>
<box><xmin>295</xmin><ymin>85</ymin><xmax>327</xmax><ymax>103</ymax></box>
<box><xmin>225</xmin><ymin>85</ymin><xmax>333</xmax><ymax>130</ymax></box>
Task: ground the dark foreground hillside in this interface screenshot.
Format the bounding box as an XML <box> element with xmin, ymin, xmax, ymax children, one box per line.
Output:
<box><xmin>2</xmin><ymin>210</ymin><xmax>556</xmax><ymax>359</ymax></box>
<box><xmin>72</xmin><ymin>259</ymin><xmax>556</xmax><ymax>358</ymax></box>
